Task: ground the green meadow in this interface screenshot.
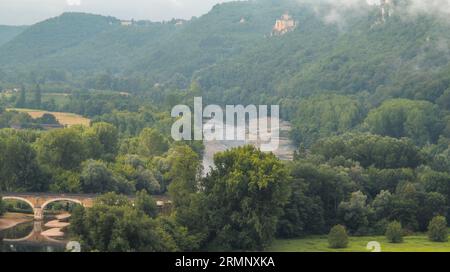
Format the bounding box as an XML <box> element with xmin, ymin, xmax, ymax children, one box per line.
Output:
<box><xmin>269</xmin><ymin>234</ymin><xmax>450</xmax><ymax>252</ymax></box>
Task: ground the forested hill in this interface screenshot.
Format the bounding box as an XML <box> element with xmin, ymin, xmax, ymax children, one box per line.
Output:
<box><xmin>1</xmin><ymin>0</ymin><xmax>450</xmax><ymax>108</ymax></box>
<box><xmin>0</xmin><ymin>0</ymin><xmax>296</xmax><ymax>77</ymax></box>
<box><xmin>0</xmin><ymin>25</ymin><xmax>27</xmax><ymax>46</ymax></box>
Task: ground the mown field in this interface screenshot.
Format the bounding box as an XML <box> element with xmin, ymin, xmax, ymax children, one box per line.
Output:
<box><xmin>268</xmin><ymin>234</ymin><xmax>450</xmax><ymax>252</ymax></box>
<box><xmin>8</xmin><ymin>108</ymin><xmax>91</xmax><ymax>127</ymax></box>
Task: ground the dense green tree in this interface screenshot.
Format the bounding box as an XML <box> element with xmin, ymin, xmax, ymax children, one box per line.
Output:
<box><xmin>328</xmin><ymin>225</ymin><xmax>349</xmax><ymax>249</ymax></box>
<box><xmin>277</xmin><ymin>174</ymin><xmax>325</xmax><ymax>238</ymax></box>
<box><xmin>313</xmin><ymin>133</ymin><xmax>423</xmax><ymax>169</ymax></box>
<box><xmin>289</xmin><ymin>161</ymin><xmax>355</xmax><ymax>227</ymax></box>
<box><xmin>36</xmin><ymin>128</ymin><xmax>87</xmax><ymax>170</ymax></box>
<box><xmin>338</xmin><ymin>191</ymin><xmax>372</xmax><ymax>235</ymax></box>
<box><xmin>157</xmin><ymin>216</ymin><xmax>201</xmax><ymax>252</ymax></box>
<box><xmin>428</xmin><ymin>216</ymin><xmax>448</xmax><ymax>242</ymax></box>
<box><xmin>364</xmin><ymin>168</ymin><xmax>415</xmax><ymax>198</ymax></box>
<box><xmin>113</xmin><ymin>155</ymin><xmax>161</xmax><ymax>194</ymax></box>
<box><xmin>372</xmin><ymin>190</ymin><xmax>395</xmax><ymax>222</ymax></box>
<box><xmin>86</xmin><ymin>122</ymin><xmax>118</xmax><ymax>160</ymax></box>
<box><xmin>419</xmin><ymin>169</ymin><xmax>450</xmax><ymax>212</ymax></box>
<box><xmin>69</xmin><ymin>193</ymin><xmax>178</xmax><ymax>252</ymax></box>
<box><xmin>0</xmin><ymin>132</ymin><xmax>46</xmax><ymax>191</ymax></box>
<box><xmin>417</xmin><ymin>192</ymin><xmax>447</xmax><ymax>231</ymax></box>
<box><xmin>167</xmin><ymin>145</ymin><xmax>207</xmax><ymax>244</ymax></box>
<box><xmin>49</xmin><ymin>169</ymin><xmax>81</xmax><ymax>193</ymax></box>
<box><xmin>385</xmin><ymin>221</ymin><xmax>403</xmax><ymax>243</ymax></box>
<box><xmin>365</xmin><ymin>99</ymin><xmax>443</xmax><ymax>145</ymax></box>
<box><xmin>35</xmin><ymin>113</ymin><xmax>59</xmax><ymax>125</ymax></box>
<box><xmin>80</xmin><ymin>160</ymin><xmax>132</xmax><ymax>194</ymax></box>
<box><xmin>167</xmin><ymin>145</ymin><xmax>202</xmax><ymax>208</ymax></box>
<box><xmin>201</xmin><ymin>146</ymin><xmax>291</xmax><ymax>250</ymax></box>
<box><xmin>138</xmin><ymin>128</ymin><xmax>169</xmax><ymax>157</ymax></box>
<box><xmin>290</xmin><ymin>94</ymin><xmax>366</xmax><ymax>146</ymax></box>
<box><xmin>135</xmin><ymin>190</ymin><xmax>158</xmax><ymax>218</ymax></box>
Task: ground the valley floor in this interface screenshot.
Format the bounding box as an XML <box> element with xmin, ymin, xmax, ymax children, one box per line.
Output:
<box><xmin>268</xmin><ymin>234</ymin><xmax>450</xmax><ymax>252</ymax></box>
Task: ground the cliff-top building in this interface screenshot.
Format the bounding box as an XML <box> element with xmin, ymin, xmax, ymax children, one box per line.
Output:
<box><xmin>272</xmin><ymin>13</ymin><xmax>297</xmax><ymax>36</ymax></box>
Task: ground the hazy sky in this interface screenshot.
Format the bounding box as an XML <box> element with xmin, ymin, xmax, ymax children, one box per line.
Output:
<box><xmin>0</xmin><ymin>0</ymin><xmax>233</xmax><ymax>25</ymax></box>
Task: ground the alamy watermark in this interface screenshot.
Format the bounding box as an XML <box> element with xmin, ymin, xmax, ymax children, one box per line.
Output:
<box><xmin>171</xmin><ymin>97</ymin><xmax>280</xmax><ymax>152</ymax></box>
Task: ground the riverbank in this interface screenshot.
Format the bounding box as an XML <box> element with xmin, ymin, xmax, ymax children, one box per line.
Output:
<box><xmin>0</xmin><ymin>213</ymin><xmax>34</xmax><ymax>231</ymax></box>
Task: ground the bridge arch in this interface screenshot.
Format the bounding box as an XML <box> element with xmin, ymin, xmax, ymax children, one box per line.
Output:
<box><xmin>2</xmin><ymin>196</ymin><xmax>35</xmax><ymax>210</ymax></box>
<box><xmin>41</xmin><ymin>198</ymin><xmax>84</xmax><ymax>212</ymax></box>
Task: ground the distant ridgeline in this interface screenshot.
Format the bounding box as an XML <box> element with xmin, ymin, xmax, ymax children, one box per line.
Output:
<box><xmin>0</xmin><ymin>0</ymin><xmax>450</xmax><ymax>108</ymax></box>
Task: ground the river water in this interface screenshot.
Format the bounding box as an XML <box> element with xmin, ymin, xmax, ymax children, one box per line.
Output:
<box><xmin>0</xmin><ymin>216</ymin><xmax>69</xmax><ymax>252</ymax></box>
<box><xmin>202</xmin><ymin>117</ymin><xmax>295</xmax><ymax>175</ymax></box>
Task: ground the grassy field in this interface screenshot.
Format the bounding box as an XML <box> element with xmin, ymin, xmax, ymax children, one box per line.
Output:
<box><xmin>8</xmin><ymin>108</ymin><xmax>91</xmax><ymax>127</ymax></box>
<box><xmin>268</xmin><ymin>234</ymin><xmax>450</xmax><ymax>252</ymax></box>
<box><xmin>42</xmin><ymin>92</ymin><xmax>71</xmax><ymax>106</ymax></box>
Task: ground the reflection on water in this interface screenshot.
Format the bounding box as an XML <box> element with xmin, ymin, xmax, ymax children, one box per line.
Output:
<box><xmin>0</xmin><ymin>217</ymin><xmax>68</xmax><ymax>252</ymax></box>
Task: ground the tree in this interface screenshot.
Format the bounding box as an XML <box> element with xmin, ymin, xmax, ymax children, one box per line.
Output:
<box><xmin>80</xmin><ymin>160</ymin><xmax>126</xmax><ymax>194</ymax></box>
<box><xmin>428</xmin><ymin>216</ymin><xmax>448</xmax><ymax>242</ymax></box>
<box><xmin>290</xmin><ymin>94</ymin><xmax>366</xmax><ymax>146</ymax></box>
<box><xmin>69</xmin><ymin>192</ymin><xmax>178</xmax><ymax>252</ymax></box>
<box><xmin>36</xmin><ymin>113</ymin><xmax>59</xmax><ymax>125</ymax></box>
<box><xmin>157</xmin><ymin>216</ymin><xmax>201</xmax><ymax>251</ymax></box>
<box><xmin>338</xmin><ymin>191</ymin><xmax>372</xmax><ymax>235</ymax></box>
<box><xmin>113</xmin><ymin>155</ymin><xmax>161</xmax><ymax>194</ymax></box>
<box><xmin>167</xmin><ymin>145</ymin><xmax>201</xmax><ymax>207</ymax></box>
<box><xmin>417</xmin><ymin>192</ymin><xmax>447</xmax><ymax>231</ymax></box>
<box><xmin>365</xmin><ymin>99</ymin><xmax>443</xmax><ymax>145</ymax></box>
<box><xmin>385</xmin><ymin>221</ymin><xmax>403</xmax><ymax>243</ymax></box>
<box><xmin>33</xmin><ymin>84</ymin><xmax>42</xmax><ymax>109</ymax></box>
<box><xmin>277</xmin><ymin>176</ymin><xmax>325</xmax><ymax>238</ymax></box>
<box><xmin>313</xmin><ymin>133</ymin><xmax>423</xmax><ymax>169</ymax></box>
<box><xmin>138</xmin><ymin>128</ymin><xmax>169</xmax><ymax>157</ymax></box>
<box><xmin>328</xmin><ymin>225</ymin><xmax>349</xmax><ymax>249</ymax></box>
<box><xmin>373</xmin><ymin>190</ymin><xmax>394</xmax><ymax>222</ymax></box>
<box><xmin>135</xmin><ymin>190</ymin><xmax>158</xmax><ymax>218</ymax></box>
<box><xmin>288</xmin><ymin>161</ymin><xmax>355</xmax><ymax>228</ymax></box>
<box><xmin>15</xmin><ymin>85</ymin><xmax>26</xmax><ymax>108</ymax></box>
<box><xmin>201</xmin><ymin>146</ymin><xmax>291</xmax><ymax>250</ymax></box>
<box><xmin>166</xmin><ymin>145</ymin><xmax>206</xmax><ymax>243</ymax></box>
<box><xmin>86</xmin><ymin>122</ymin><xmax>118</xmax><ymax>160</ymax></box>
<box><xmin>0</xmin><ymin>133</ymin><xmax>47</xmax><ymax>192</ymax></box>
<box><xmin>36</xmin><ymin>128</ymin><xmax>87</xmax><ymax>170</ymax></box>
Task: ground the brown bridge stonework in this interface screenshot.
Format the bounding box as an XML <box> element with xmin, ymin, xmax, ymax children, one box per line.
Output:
<box><xmin>2</xmin><ymin>193</ymin><xmax>171</xmax><ymax>221</ymax></box>
<box><xmin>2</xmin><ymin>193</ymin><xmax>95</xmax><ymax>220</ymax></box>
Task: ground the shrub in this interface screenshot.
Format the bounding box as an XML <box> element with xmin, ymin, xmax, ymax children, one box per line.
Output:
<box><xmin>428</xmin><ymin>216</ymin><xmax>448</xmax><ymax>242</ymax></box>
<box><xmin>328</xmin><ymin>225</ymin><xmax>349</xmax><ymax>249</ymax></box>
<box><xmin>385</xmin><ymin>221</ymin><xmax>403</xmax><ymax>243</ymax></box>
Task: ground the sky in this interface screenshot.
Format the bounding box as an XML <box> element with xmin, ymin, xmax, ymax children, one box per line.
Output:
<box><xmin>0</xmin><ymin>0</ymin><xmax>234</xmax><ymax>26</ymax></box>
<box><xmin>2</xmin><ymin>0</ymin><xmax>450</xmax><ymax>26</ymax></box>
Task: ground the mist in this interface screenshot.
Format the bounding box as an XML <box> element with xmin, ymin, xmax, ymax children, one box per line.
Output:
<box><xmin>0</xmin><ymin>0</ymin><xmax>234</xmax><ymax>25</ymax></box>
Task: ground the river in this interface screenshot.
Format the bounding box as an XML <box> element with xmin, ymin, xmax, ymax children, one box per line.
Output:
<box><xmin>0</xmin><ymin>213</ymin><xmax>70</xmax><ymax>252</ymax></box>
<box><xmin>202</xmin><ymin>117</ymin><xmax>295</xmax><ymax>175</ymax></box>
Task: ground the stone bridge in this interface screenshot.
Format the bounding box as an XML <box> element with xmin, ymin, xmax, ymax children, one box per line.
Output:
<box><xmin>1</xmin><ymin>193</ymin><xmax>172</xmax><ymax>220</ymax></box>
<box><xmin>1</xmin><ymin>193</ymin><xmax>95</xmax><ymax>220</ymax></box>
